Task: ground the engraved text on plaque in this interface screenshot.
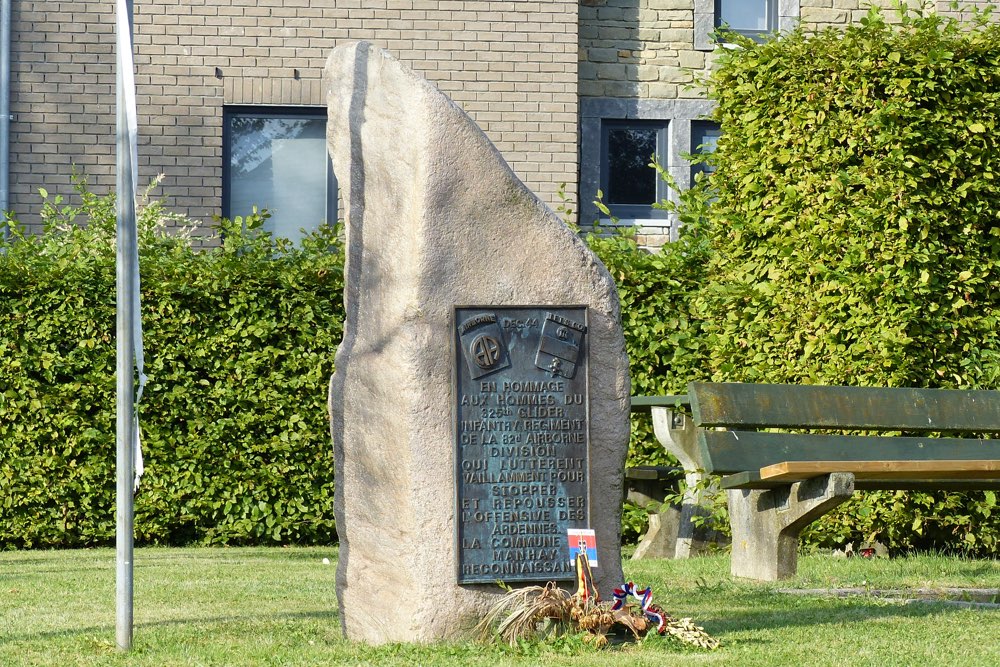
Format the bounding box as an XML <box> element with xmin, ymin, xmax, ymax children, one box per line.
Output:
<box><xmin>455</xmin><ymin>306</ymin><xmax>590</xmax><ymax>584</ymax></box>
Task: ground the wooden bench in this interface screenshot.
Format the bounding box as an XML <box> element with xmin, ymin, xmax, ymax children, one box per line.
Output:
<box><xmin>634</xmin><ymin>382</ymin><xmax>1000</xmax><ymax>581</ymax></box>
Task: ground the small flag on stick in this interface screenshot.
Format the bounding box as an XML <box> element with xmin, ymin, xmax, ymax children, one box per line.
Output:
<box><xmin>567</xmin><ymin>528</ymin><xmax>598</xmax><ymax>567</ymax></box>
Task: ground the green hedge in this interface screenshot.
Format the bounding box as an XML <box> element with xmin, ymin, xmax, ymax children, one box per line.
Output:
<box><xmin>586</xmin><ymin>227</ymin><xmax>710</xmax><ymax>467</ymax></box>
<box><xmin>603</xmin><ymin>6</ymin><xmax>1000</xmax><ymax>554</ymax></box>
<box><xmin>0</xmin><ymin>184</ymin><xmax>344</xmax><ymax>548</ymax></box>
<box><xmin>0</xmin><ymin>183</ymin><xmax>691</xmax><ymax>550</ymax></box>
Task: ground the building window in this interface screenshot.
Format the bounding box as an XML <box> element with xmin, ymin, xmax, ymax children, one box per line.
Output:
<box><xmin>715</xmin><ymin>0</ymin><xmax>777</xmax><ymax>40</ymax></box>
<box><xmin>690</xmin><ymin>121</ymin><xmax>721</xmax><ymax>181</ymax></box>
<box><xmin>580</xmin><ymin>98</ymin><xmax>716</xmax><ymax>236</ymax></box>
<box><xmin>223</xmin><ymin>106</ymin><xmax>337</xmax><ymax>244</ymax></box>
<box><xmin>694</xmin><ymin>0</ymin><xmax>796</xmax><ymax>51</ymax></box>
<box><xmin>599</xmin><ymin>120</ymin><xmax>669</xmax><ymax>220</ymax></box>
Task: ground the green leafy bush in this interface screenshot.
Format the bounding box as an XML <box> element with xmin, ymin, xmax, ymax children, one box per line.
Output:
<box><xmin>615</xmin><ymin>6</ymin><xmax>1000</xmax><ymax>554</ymax></box>
<box><xmin>586</xmin><ymin>223</ymin><xmax>710</xmax><ymax>466</ymax></box>
<box><xmin>0</xmin><ymin>180</ymin><xmax>344</xmax><ymax>548</ymax></box>
<box><xmin>699</xmin><ymin>7</ymin><xmax>1000</xmax><ymax>389</ymax></box>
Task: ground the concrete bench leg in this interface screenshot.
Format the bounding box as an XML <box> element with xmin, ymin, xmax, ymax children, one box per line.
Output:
<box><xmin>675</xmin><ymin>469</ymin><xmax>726</xmax><ymax>558</ymax></box>
<box><xmin>627</xmin><ymin>472</ymin><xmax>680</xmax><ymax>559</ymax></box>
<box><xmin>632</xmin><ymin>503</ymin><xmax>680</xmax><ymax>559</ymax></box>
<box><xmin>648</xmin><ymin>406</ymin><xmax>723</xmax><ymax>558</ymax></box>
<box><xmin>728</xmin><ymin>473</ymin><xmax>855</xmax><ymax>581</ymax></box>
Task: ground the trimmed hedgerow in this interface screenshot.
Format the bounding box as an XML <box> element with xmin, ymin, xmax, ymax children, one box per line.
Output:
<box><xmin>586</xmin><ymin>223</ymin><xmax>710</xmax><ymax>467</ymax></box>
<box><xmin>0</xmin><ymin>182</ymin><xmax>343</xmax><ymax>548</ymax></box>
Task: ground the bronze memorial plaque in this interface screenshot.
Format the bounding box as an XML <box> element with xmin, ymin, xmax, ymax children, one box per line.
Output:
<box><xmin>455</xmin><ymin>306</ymin><xmax>590</xmax><ymax>584</ymax></box>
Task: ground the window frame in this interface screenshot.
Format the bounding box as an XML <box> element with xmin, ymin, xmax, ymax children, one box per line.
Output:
<box><xmin>690</xmin><ymin>120</ymin><xmax>721</xmax><ymax>182</ymax></box>
<box><xmin>222</xmin><ymin>105</ymin><xmax>337</xmax><ymax>239</ymax></box>
<box><xmin>579</xmin><ymin>98</ymin><xmax>716</xmax><ymax>241</ymax></box>
<box><xmin>598</xmin><ymin>119</ymin><xmax>670</xmax><ymax>221</ymax></box>
<box><xmin>694</xmin><ymin>0</ymin><xmax>798</xmax><ymax>51</ymax></box>
<box><xmin>714</xmin><ymin>0</ymin><xmax>778</xmax><ymax>42</ymax></box>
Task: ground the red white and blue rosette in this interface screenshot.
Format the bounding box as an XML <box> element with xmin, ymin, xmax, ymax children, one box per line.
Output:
<box><xmin>612</xmin><ymin>581</ymin><xmax>666</xmax><ymax>634</ymax></box>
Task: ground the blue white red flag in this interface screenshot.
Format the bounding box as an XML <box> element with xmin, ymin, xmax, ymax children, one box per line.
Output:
<box><xmin>567</xmin><ymin>528</ymin><xmax>598</xmax><ymax>567</ymax></box>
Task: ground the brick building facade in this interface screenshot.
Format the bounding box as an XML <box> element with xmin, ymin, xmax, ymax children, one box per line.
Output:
<box><xmin>8</xmin><ymin>0</ymin><xmax>579</xmax><ymax>238</ymax></box>
<box><xmin>2</xmin><ymin>1</ymin><xmax>992</xmax><ymax>242</ymax></box>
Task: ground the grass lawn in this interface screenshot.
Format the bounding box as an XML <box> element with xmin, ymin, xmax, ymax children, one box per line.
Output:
<box><xmin>2</xmin><ymin>547</ymin><xmax>998</xmax><ymax>666</ymax></box>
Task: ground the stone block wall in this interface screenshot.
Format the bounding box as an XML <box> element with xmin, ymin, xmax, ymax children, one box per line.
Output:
<box><xmin>800</xmin><ymin>0</ymin><xmax>995</xmax><ymax>27</ymax></box>
<box><xmin>577</xmin><ymin>0</ymin><xmax>984</xmax><ymax>109</ymax></box>
<box><xmin>10</xmin><ymin>1</ymin><xmax>993</xmax><ymax>239</ymax></box>
<box><xmin>578</xmin><ymin>0</ymin><xmax>710</xmax><ymax>101</ymax></box>
<box><xmin>799</xmin><ymin>0</ymin><xmax>921</xmax><ymax>27</ymax></box>
<box><xmin>936</xmin><ymin>0</ymin><xmax>997</xmax><ymax>21</ymax></box>
<box><xmin>8</xmin><ymin>1</ymin><xmax>578</xmax><ymax>234</ymax></box>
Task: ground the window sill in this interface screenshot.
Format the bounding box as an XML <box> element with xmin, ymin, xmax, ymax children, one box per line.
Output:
<box><xmin>594</xmin><ymin>217</ymin><xmax>670</xmax><ymax>228</ymax></box>
<box><xmin>586</xmin><ymin>219</ymin><xmax>675</xmax><ymax>249</ymax></box>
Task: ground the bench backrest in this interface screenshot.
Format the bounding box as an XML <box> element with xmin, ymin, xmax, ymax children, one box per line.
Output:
<box><xmin>687</xmin><ymin>382</ymin><xmax>1000</xmax><ymax>475</ymax></box>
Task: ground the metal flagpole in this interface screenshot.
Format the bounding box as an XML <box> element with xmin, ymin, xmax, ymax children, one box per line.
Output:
<box><xmin>115</xmin><ymin>0</ymin><xmax>137</xmax><ymax>651</ymax></box>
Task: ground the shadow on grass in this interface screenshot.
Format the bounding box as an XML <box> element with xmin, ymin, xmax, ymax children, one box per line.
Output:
<box><xmin>703</xmin><ymin>593</ymin><xmax>994</xmax><ymax>639</ymax></box>
<box><xmin>0</xmin><ymin>609</ymin><xmax>340</xmax><ymax>647</ymax></box>
<box><xmin>947</xmin><ymin>562</ymin><xmax>1000</xmax><ymax>579</ymax></box>
<box><xmin>132</xmin><ymin>548</ymin><xmax>339</xmax><ymax>566</ymax></box>
<box><xmin>1</xmin><ymin>565</ymin><xmax>114</xmax><ymax>578</ymax></box>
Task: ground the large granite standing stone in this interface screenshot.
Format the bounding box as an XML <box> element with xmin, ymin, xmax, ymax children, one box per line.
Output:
<box><xmin>325</xmin><ymin>42</ymin><xmax>630</xmax><ymax>643</ymax></box>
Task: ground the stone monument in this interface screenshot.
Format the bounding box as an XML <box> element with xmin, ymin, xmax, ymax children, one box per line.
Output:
<box><xmin>326</xmin><ymin>42</ymin><xmax>630</xmax><ymax>643</ymax></box>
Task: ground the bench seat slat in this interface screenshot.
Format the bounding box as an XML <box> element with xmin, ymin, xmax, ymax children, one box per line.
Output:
<box><xmin>721</xmin><ymin>471</ymin><xmax>1000</xmax><ymax>491</ymax></box>
<box><xmin>701</xmin><ymin>430</ymin><xmax>1000</xmax><ymax>475</ymax></box>
<box><xmin>690</xmin><ymin>382</ymin><xmax>1000</xmax><ymax>432</ymax></box>
<box><xmin>761</xmin><ymin>460</ymin><xmax>1000</xmax><ymax>481</ymax></box>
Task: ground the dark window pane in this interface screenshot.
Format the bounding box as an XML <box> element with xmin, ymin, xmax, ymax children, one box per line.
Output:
<box><xmin>691</xmin><ymin>121</ymin><xmax>721</xmax><ymax>178</ymax></box>
<box><xmin>607</xmin><ymin>127</ymin><xmax>658</xmax><ymax>205</ymax></box>
<box><xmin>717</xmin><ymin>0</ymin><xmax>772</xmax><ymax>32</ymax></box>
<box><xmin>227</xmin><ymin>114</ymin><xmax>330</xmax><ymax>243</ymax></box>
